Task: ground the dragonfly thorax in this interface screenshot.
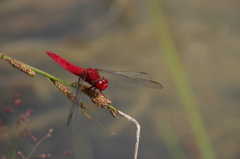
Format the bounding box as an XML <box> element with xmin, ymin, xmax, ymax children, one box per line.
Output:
<box><xmin>84</xmin><ymin>68</ymin><xmax>109</xmax><ymax>91</ymax></box>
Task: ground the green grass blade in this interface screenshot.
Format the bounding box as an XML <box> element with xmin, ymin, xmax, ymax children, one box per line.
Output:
<box><xmin>145</xmin><ymin>0</ymin><xmax>216</xmax><ymax>158</ymax></box>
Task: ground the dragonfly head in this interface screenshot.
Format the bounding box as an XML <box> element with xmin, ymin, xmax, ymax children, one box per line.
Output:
<box><xmin>95</xmin><ymin>77</ymin><xmax>108</xmax><ymax>91</ymax></box>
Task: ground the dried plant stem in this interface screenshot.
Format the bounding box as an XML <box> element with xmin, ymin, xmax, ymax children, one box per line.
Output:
<box><xmin>118</xmin><ymin>110</ymin><xmax>140</xmax><ymax>159</ymax></box>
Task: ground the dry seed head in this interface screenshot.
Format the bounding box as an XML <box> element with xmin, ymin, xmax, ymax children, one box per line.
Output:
<box><xmin>53</xmin><ymin>80</ymin><xmax>111</xmax><ymax>108</ymax></box>
<box><xmin>108</xmin><ymin>107</ymin><xmax>118</xmax><ymax>118</ymax></box>
<box><xmin>53</xmin><ymin>80</ymin><xmax>77</xmax><ymax>104</ymax></box>
<box><xmin>81</xmin><ymin>85</ymin><xmax>111</xmax><ymax>108</ymax></box>
<box><xmin>9</xmin><ymin>59</ymin><xmax>36</xmax><ymax>76</ymax></box>
<box><xmin>1</xmin><ymin>53</ymin><xmax>35</xmax><ymax>76</ymax></box>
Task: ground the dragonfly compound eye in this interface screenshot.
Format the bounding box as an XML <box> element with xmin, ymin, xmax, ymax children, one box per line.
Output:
<box><xmin>95</xmin><ymin>78</ymin><xmax>108</xmax><ymax>91</ymax></box>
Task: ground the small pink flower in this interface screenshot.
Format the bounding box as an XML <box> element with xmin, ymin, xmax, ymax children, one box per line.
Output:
<box><xmin>4</xmin><ymin>106</ymin><xmax>14</xmax><ymax>113</ymax></box>
<box><xmin>14</xmin><ymin>93</ymin><xmax>22</xmax><ymax>106</ymax></box>
<box><xmin>26</xmin><ymin>109</ymin><xmax>34</xmax><ymax>114</ymax></box>
<box><xmin>14</xmin><ymin>99</ymin><xmax>22</xmax><ymax>106</ymax></box>
<box><xmin>40</xmin><ymin>153</ymin><xmax>52</xmax><ymax>158</ymax></box>
<box><xmin>46</xmin><ymin>154</ymin><xmax>52</xmax><ymax>158</ymax></box>
<box><xmin>21</xmin><ymin>109</ymin><xmax>33</xmax><ymax>123</ymax></box>
<box><xmin>17</xmin><ymin>151</ymin><xmax>25</xmax><ymax>159</ymax></box>
<box><xmin>14</xmin><ymin>93</ymin><xmax>20</xmax><ymax>99</ymax></box>
<box><xmin>46</xmin><ymin>129</ymin><xmax>53</xmax><ymax>138</ymax></box>
<box><xmin>21</xmin><ymin>128</ymin><xmax>37</xmax><ymax>141</ymax></box>
<box><xmin>46</xmin><ymin>133</ymin><xmax>52</xmax><ymax>138</ymax></box>
<box><xmin>63</xmin><ymin>149</ymin><xmax>72</xmax><ymax>156</ymax></box>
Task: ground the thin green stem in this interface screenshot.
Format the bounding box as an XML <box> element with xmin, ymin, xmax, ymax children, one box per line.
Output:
<box><xmin>28</xmin><ymin>65</ymin><xmax>72</xmax><ymax>87</ymax></box>
<box><xmin>11</xmin><ymin>117</ymin><xmax>20</xmax><ymax>159</ymax></box>
<box><xmin>25</xmin><ymin>130</ymin><xmax>51</xmax><ymax>159</ymax></box>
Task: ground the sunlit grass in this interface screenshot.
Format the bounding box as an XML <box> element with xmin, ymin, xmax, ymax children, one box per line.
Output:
<box><xmin>155</xmin><ymin>113</ymin><xmax>187</xmax><ymax>159</ymax></box>
<box><xmin>145</xmin><ymin>0</ymin><xmax>216</xmax><ymax>158</ymax></box>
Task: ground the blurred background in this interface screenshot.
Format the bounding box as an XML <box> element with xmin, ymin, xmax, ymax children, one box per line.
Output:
<box><xmin>0</xmin><ymin>0</ymin><xmax>240</xmax><ymax>159</ymax></box>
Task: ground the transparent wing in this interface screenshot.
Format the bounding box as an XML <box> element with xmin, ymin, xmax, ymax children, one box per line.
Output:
<box><xmin>66</xmin><ymin>103</ymin><xmax>80</xmax><ymax>133</ymax></box>
<box><xmin>66</xmin><ymin>76</ymin><xmax>84</xmax><ymax>133</ymax></box>
<box><xmin>97</xmin><ymin>69</ymin><xmax>163</xmax><ymax>89</ymax></box>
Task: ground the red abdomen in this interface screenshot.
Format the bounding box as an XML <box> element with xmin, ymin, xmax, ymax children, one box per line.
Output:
<box><xmin>46</xmin><ymin>51</ymin><xmax>84</xmax><ymax>76</ymax></box>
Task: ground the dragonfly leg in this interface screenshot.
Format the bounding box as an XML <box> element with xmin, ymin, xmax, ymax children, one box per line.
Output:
<box><xmin>91</xmin><ymin>87</ymin><xmax>97</xmax><ymax>95</ymax></box>
<box><xmin>99</xmin><ymin>90</ymin><xmax>106</xmax><ymax>97</ymax></box>
<box><xmin>85</xmin><ymin>85</ymin><xmax>96</xmax><ymax>96</ymax></box>
<box><xmin>84</xmin><ymin>85</ymin><xmax>107</xmax><ymax>102</ymax></box>
<box><xmin>90</xmin><ymin>87</ymin><xmax>106</xmax><ymax>97</ymax></box>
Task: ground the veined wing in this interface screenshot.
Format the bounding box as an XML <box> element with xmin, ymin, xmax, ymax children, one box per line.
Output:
<box><xmin>67</xmin><ymin>103</ymin><xmax>80</xmax><ymax>133</ymax></box>
<box><xmin>97</xmin><ymin>69</ymin><xmax>163</xmax><ymax>89</ymax></box>
<box><xmin>67</xmin><ymin>76</ymin><xmax>83</xmax><ymax>133</ymax></box>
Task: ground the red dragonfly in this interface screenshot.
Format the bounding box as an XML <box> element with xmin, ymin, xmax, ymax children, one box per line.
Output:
<box><xmin>46</xmin><ymin>51</ymin><xmax>163</xmax><ymax>131</ymax></box>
